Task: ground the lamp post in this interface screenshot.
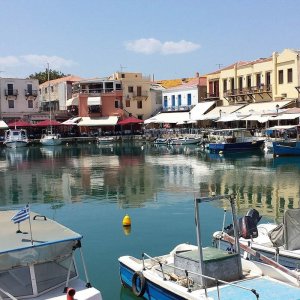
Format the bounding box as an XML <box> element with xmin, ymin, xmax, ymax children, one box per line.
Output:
<box><xmin>276</xmin><ymin>104</ymin><xmax>279</xmax><ymax>126</ymax></box>
<box><xmin>219</xmin><ymin>109</ymin><xmax>222</xmax><ymax>118</ymax></box>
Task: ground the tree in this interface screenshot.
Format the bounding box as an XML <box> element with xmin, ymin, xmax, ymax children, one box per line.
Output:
<box><xmin>27</xmin><ymin>69</ymin><xmax>70</xmax><ymax>84</ymax></box>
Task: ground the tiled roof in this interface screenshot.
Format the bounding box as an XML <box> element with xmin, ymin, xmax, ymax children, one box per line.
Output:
<box><xmin>39</xmin><ymin>75</ymin><xmax>82</xmax><ymax>87</ymax></box>
<box><xmin>156</xmin><ymin>78</ymin><xmax>192</xmax><ymax>89</ymax></box>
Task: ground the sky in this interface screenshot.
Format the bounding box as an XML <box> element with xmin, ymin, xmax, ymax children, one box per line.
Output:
<box><xmin>0</xmin><ymin>0</ymin><xmax>299</xmax><ymax>80</ymax></box>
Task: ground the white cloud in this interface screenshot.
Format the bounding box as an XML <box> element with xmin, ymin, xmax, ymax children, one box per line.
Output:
<box><xmin>21</xmin><ymin>55</ymin><xmax>76</xmax><ymax>69</ymax></box>
<box><xmin>125</xmin><ymin>38</ymin><xmax>200</xmax><ymax>55</ymax></box>
<box><xmin>0</xmin><ymin>56</ymin><xmax>21</xmax><ymax>68</ymax></box>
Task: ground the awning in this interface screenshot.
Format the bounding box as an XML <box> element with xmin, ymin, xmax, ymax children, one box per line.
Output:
<box><xmin>118</xmin><ymin>116</ymin><xmax>144</xmax><ymax>125</ymax></box>
<box><xmin>198</xmin><ymin>105</ymin><xmax>245</xmax><ymax>120</ymax></box>
<box><xmin>35</xmin><ymin>119</ymin><xmax>62</xmax><ymax>127</ymax></box>
<box><xmin>7</xmin><ymin>120</ymin><xmax>33</xmax><ymax>127</ymax></box>
<box><xmin>235</xmin><ymin>100</ymin><xmax>293</xmax><ymax>115</ymax></box>
<box><xmin>144</xmin><ymin>112</ymin><xmax>190</xmax><ymax>124</ymax></box>
<box><xmin>217</xmin><ymin>113</ymin><xmax>247</xmax><ymax>122</ymax></box>
<box><xmin>241</xmin><ymin>115</ymin><xmax>271</xmax><ymax>123</ymax></box>
<box><xmin>77</xmin><ymin>116</ymin><xmax>118</xmax><ymax>126</ymax></box>
<box><xmin>88</xmin><ymin>97</ymin><xmax>101</xmax><ymax>106</ymax></box>
<box><xmin>0</xmin><ymin>120</ymin><xmax>8</xmax><ymax>129</ymax></box>
<box><xmin>62</xmin><ymin>117</ymin><xmax>82</xmax><ymax>125</ymax></box>
<box><xmin>272</xmin><ymin>113</ymin><xmax>300</xmax><ymax>120</ymax></box>
<box><xmin>66</xmin><ymin>97</ymin><xmax>78</xmax><ymax>106</ymax></box>
<box><xmin>189</xmin><ymin>101</ymin><xmax>215</xmax><ymax>121</ymax></box>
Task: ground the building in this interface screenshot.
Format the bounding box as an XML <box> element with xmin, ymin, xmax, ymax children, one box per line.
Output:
<box><xmin>206</xmin><ymin>49</ymin><xmax>300</xmax><ymax>106</ymax></box>
<box><xmin>39</xmin><ymin>75</ymin><xmax>82</xmax><ymax>121</ymax></box>
<box><xmin>0</xmin><ymin>77</ymin><xmax>40</xmax><ymax>123</ymax></box>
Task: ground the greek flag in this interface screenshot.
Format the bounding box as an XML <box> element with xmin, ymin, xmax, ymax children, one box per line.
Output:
<box><xmin>11</xmin><ymin>204</ymin><xmax>30</xmax><ymax>224</ymax></box>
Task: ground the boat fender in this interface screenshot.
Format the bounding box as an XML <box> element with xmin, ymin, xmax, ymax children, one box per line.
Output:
<box><xmin>66</xmin><ymin>287</ymin><xmax>76</xmax><ymax>300</ymax></box>
<box><xmin>132</xmin><ymin>271</ymin><xmax>146</xmax><ymax>297</ymax></box>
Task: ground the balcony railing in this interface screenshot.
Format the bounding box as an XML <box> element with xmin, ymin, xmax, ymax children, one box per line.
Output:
<box><xmin>224</xmin><ymin>85</ymin><xmax>272</xmax><ymax>97</ymax></box>
<box><xmin>206</xmin><ymin>92</ymin><xmax>220</xmax><ymax>99</ymax></box>
<box><xmin>73</xmin><ymin>88</ymin><xmax>123</xmax><ymax>95</ymax></box>
<box><xmin>25</xmin><ymin>89</ymin><xmax>38</xmax><ymax>97</ymax></box>
<box><xmin>162</xmin><ymin>105</ymin><xmax>192</xmax><ymax>112</ymax></box>
<box><xmin>5</xmin><ymin>89</ymin><xmax>18</xmax><ymax>96</ymax></box>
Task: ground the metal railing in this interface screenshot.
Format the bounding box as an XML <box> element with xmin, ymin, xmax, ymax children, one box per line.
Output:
<box><xmin>224</xmin><ymin>85</ymin><xmax>272</xmax><ymax>97</ymax></box>
<box><xmin>25</xmin><ymin>89</ymin><xmax>38</xmax><ymax>97</ymax></box>
<box><xmin>5</xmin><ymin>89</ymin><xmax>18</xmax><ymax>96</ymax></box>
<box><xmin>141</xmin><ymin>252</ymin><xmax>259</xmax><ymax>299</ymax></box>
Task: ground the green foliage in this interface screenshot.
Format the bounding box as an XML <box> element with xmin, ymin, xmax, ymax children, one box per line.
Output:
<box><xmin>27</xmin><ymin>69</ymin><xmax>70</xmax><ymax>84</ymax></box>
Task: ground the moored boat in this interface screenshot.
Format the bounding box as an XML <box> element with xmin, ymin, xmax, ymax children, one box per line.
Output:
<box><xmin>40</xmin><ymin>131</ymin><xmax>62</xmax><ymax>146</ymax></box>
<box><xmin>273</xmin><ymin>141</ymin><xmax>300</xmax><ymax>156</ymax></box>
<box><xmin>97</xmin><ymin>136</ymin><xmax>116</xmax><ymax>143</ymax></box>
<box><xmin>153</xmin><ymin>137</ymin><xmax>169</xmax><ymax>144</ymax></box>
<box><xmin>0</xmin><ymin>207</ymin><xmax>102</xmax><ymax>299</ymax></box>
<box><xmin>4</xmin><ymin>129</ymin><xmax>29</xmax><ymax>148</ymax></box>
<box><xmin>169</xmin><ymin>136</ymin><xmax>202</xmax><ymax>145</ymax></box>
<box><xmin>119</xmin><ymin>194</ymin><xmax>300</xmax><ymax>300</ymax></box>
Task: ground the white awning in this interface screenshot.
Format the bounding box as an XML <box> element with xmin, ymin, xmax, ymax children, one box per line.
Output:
<box><xmin>235</xmin><ymin>100</ymin><xmax>293</xmax><ymax>115</ymax></box>
<box><xmin>88</xmin><ymin>97</ymin><xmax>101</xmax><ymax>106</ymax></box>
<box><xmin>62</xmin><ymin>117</ymin><xmax>82</xmax><ymax>125</ymax></box>
<box><xmin>144</xmin><ymin>112</ymin><xmax>190</xmax><ymax>124</ymax></box>
<box><xmin>0</xmin><ymin>120</ymin><xmax>8</xmax><ymax>129</ymax></box>
<box><xmin>272</xmin><ymin>113</ymin><xmax>300</xmax><ymax>120</ymax></box>
<box><xmin>189</xmin><ymin>101</ymin><xmax>215</xmax><ymax>121</ymax></box>
<box><xmin>217</xmin><ymin>113</ymin><xmax>246</xmax><ymax>122</ymax></box>
<box><xmin>241</xmin><ymin>115</ymin><xmax>271</xmax><ymax>123</ymax></box>
<box><xmin>66</xmin><ymin>97</ymin><xmax>78</xmax><ymax>106</ymax></box>
<box><xmin>77</xmin><ymin>116</ymin><xmax>118</xmax><ymax>126</ymax></box>
<box><xmin>198</xmin><ymin>105</ymin><xmax>245</xmax><ymax>120</ymax></box>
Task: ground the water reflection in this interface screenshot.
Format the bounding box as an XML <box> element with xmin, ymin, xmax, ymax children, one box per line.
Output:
<box><xmin>0</xmin><ymin>143</ymin><xmax>299</xmax><ymax>221</ymax></box>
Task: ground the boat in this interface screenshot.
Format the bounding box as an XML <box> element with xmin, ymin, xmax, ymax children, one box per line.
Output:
<box><xmin>4</xmin><ymin>129</ymin><xmax>29</xmax><ymax>148</ymax></box>
<box><xmin>153</xmin><ymin>137</ymin><xmax>169</xmax><ymax>145</ymax></box>
<box><xmin>119</xmin><ymin>194</ymin><xmax>300</xmax><ymax>300</ymax></box>
<box><xmin>97</xmin><ymin>136</ymin><xmax>116</xmax><ymax>144</ymax></box>
<box><xmin>273</xmin><ymin>141</ymin><xmax>300</xmax><ymax>156</ymax></box>
<box><xmin>208</xmin><ymin>128</ymin><xmax>265</xmax><ymax>153</ymax></box>
<box><xmin>40</xmin><ymin>64</ymin><xmax>62</xmax><ymax>146</ymax></box>
<box><xmin>213</xmin><ymin>208</ymin><xmax>300</xmax><ymax>271</ymax></box>
<box><xmin>0</xmin><ymin>207</ymin><xmax>102</xmax><ymax>299</ymax></box>
<box><xmin>169</xmin><ymin>136</ymin><xmax>202</xmax><ymax>145</ymax></box>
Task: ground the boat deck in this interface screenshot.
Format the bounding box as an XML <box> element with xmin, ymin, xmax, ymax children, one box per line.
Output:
<box><xmin>208</xmin><ymin>277</ymin><xmax>300</xmax><ymax>300</ymax></box>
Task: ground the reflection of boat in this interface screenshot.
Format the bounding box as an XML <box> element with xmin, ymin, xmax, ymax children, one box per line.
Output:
<box><xmin>119</xmin><ymin>194</ymin><xmax>300</xmax><ymax>300</ymax></box>
<box><xmin>213</xmin><ymin>208</ymin><xmax>300</xmax><ymax>271</ymax></box>
<box><xmin>169</xmin><ymin>137</ymin><xmax>202</xmax><ymax>145</ymax></box>
<box><xmin>209</xmin><ymin>128</ymin><xmax>265</xmax><ymax>153</ymax></box>
<box><xmin>40</xmin><ymin>145</ymin><xmax>63</xmax><ymax>157</ymax></box>
<box><xmin>0</xmin><ymin>209</ymin><xmax>102</xmax><ymax>299</ymax></box>
<box><xmin>97</xmin><ymin>136</ymin><xmax>116</xmax><ymax>144</ymax></box>
<box><xmin>4</xmin><ymin>129</ymin><xmax>29</xmax><ymax>148</ymax></box>
<box><xmin>5</xmin><ymin>147</ymin><xmax>29</xmax><ymax>165</ymax></box>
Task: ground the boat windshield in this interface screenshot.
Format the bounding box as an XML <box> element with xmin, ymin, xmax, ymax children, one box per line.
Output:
<box><xmin>0</xmin><ymin>255</ymin><xmax>77</xmax><ymax>298</ymax></box>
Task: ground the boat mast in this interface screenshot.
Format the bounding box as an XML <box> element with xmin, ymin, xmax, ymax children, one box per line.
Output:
<box><xmin>47</xmin><ymin>62</ymin><xmax>52</xmax><ymax>134</ymax></box>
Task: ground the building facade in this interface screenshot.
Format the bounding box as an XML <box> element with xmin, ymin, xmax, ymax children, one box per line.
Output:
<box><xmin>206</xmin><ymin>49</ymin><xmax>300</xmax><ymax>106</ymax></box>
<box><xmin>0</xmin><ymin>77</ymin><xmax>40</xmax><ymax>122</ymax></box>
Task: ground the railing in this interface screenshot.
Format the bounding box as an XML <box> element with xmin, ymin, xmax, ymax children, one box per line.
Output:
<box><xmin>73</xmin><ymin>88</ymin><xmax>122</xmax><ymax>95</ymax></box>
<box><xmin>224</xmin><ymin>85</ymin><xmax>272</xmax><ymax>97</ymax></box>
<box><xmin>25</xmin><ymin>89</ymin><xmax>38</xmax><ymax>97</ymax></box>
<box><xmin>5</xmin><ymin>89</ymin><xmax>18</xmax><ymax>96</ymax></box>
<box><xmin>162</xmin><ymin>105</ymin><xmax>192</xmax><ymax>112</ymax></box>
<box><xmin>206</xmin><ymin>92</ymin><xmax>220</xmax><ymax>99</ymax></box>
<box><xmin>141</xmin><ymin>252</ymin><xmax>259</xmax><ymax>299</ymax></box>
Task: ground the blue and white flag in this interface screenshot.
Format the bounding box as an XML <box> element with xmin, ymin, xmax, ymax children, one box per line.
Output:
<box><xmin>11</xmin><ymin>204</ymin><xmax>30</xmax><ymax>224</ymax></box>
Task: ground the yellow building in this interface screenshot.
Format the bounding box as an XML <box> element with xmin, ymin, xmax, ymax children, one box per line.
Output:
<box><xmin>206</xmin><ymin>49</ymin><xmax>300</xmax><ymax>106</ymax></box>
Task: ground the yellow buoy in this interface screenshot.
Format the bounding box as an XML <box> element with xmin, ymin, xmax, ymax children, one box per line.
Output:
<box><xmin>122</xmin><ymin>214</ymin><xmax>131</xmax><ymax>227</ymax></box>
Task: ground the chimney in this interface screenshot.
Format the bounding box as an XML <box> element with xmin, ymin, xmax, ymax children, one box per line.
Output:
<box><xmin>195</xmin><ymin>72</ymin><xmax>200</xmax><ymax>78</ymax></box>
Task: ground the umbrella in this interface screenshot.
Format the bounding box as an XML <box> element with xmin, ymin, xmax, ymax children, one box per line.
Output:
<box><xmin>7</xmin><ymin>120</ymin><xmax>33</xmax><ymax>128</ymax></box>
<box><xmin>118</xmin><ymin>117</ymin><xmax>144</xmax><ymax>125</ymax></box>
<box><xmin>0</xmin><ymin>120</ymin><xmax>9</xmax><ymax>129</ymax></box>
<box><xmin>35</xmin><ymin>119</ymin><xmax>62</xmax><ymax>127</ymax></box>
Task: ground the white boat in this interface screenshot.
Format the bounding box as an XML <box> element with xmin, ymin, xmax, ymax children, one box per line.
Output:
<box><xmin>97</xmin><ymin>136</ymin><xmax>115</xmax><ymax>144</ymax></box>
<box><xmin>40</xmin><ymin>64</ymin><xmax>62</xmax><ymax>147</ymax></box>
<box><xmin>0</xmin><ymin>209</ymin><xmax>102</xmax><ymax>299</ymax></box>
<box><xmin>213</xmin><ymin>208</ymin><xmax>300</xmax><ymax>271</ymax></box>
<box><xmin>40</xmin><ymin>131</ymin><xmax>62</xmax><ymax>146</ymax></box>
<box><xmin>119</xmin><ymin>194</ymin><xmax>300</xmax><ymax>300</ymax></box>
<box><xmin>4</xmin><ymin>129</ymin><xmax>29</xmax><ymax>148</ymax></box>
<box><xmin>169</xmin><ymin>136</ymin><xmax>202</xmax><ymax>145</ymax></box>
<box><xmin>153</xmin><ymin>137</ymin><xmax>169</xmax><ymax>144</ymax></box>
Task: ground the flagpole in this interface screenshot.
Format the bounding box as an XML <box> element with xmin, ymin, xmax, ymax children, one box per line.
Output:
<box><xmin>27</xmin><ymin>204</ymin><xmax>33</xmax><ymax>245</ymax></box>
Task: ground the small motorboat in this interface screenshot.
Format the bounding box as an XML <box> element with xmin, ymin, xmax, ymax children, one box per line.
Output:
<box><xmin>153</xmin><ymin>137</ymin><xmax>169</xmax><ymax>144</ymax></box>
<box><xmin>4</xmin><ymin>129</ymin><xmax>29</xmax><ymax>148</ymax></box>
<box><xmin>169</xmin><ymin>137</ymin><xmax>202</xmax><ymax>145</ymax></box>
<box><xmin>97</xmin><ymin>136</ymin><xmax>116</xmax><ymax>144</ymax></box>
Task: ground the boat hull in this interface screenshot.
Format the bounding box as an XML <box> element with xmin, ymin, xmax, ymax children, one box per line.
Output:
<box><xmin>209</xmin><ymin>140</ymin><xmax>264</xmax><ymax>152</ymax></box>
<box><xmin>40</xmin><ymin>135</ymin><xmax>62</xmax><ymax>146</ymax></box>
<box><xmin>273</xmin><ymin>141</ymin><xmax>300</xmax><ymax>156</ymax></box>
<box><xmin>4</xmin><ymin>141</ymin><xmax>28</xmax><ymax>148</ymax></box>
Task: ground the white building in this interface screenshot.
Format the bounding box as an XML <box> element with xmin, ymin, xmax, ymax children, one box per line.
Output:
<box><xmin>0</xmin><ymin>78</ymin><xmax>40</xmax><ymax>122</ymax></box>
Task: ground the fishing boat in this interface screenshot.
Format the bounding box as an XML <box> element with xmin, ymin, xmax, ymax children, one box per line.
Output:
<box><xmin>40</xmin><ymin>64</ymin><xmax>62</xmax><ymax>146</ymax></box>
<box><xmin>4</xmin><ymin>129</ymin><xmax>29</xmax><ymax>148</ymax></box>
<box><xmin>0</xmin><ymin>208</ymin><xmax>102</xmax><ymax>299</ymax></box>
<box><xmin>119</xmin><ymin>194</ymin><xmax>300</xmax><ymax>300</ymax></box>
<box><xmin>213</xmin><ymin>208</ymin><xmax>300</xmax><ymax>271</ymax></box>
<box><xmin>273</xmin><ymin>141</ymin><xmax>300</xmax><ymax>156</ymax></box>
<box><xmin>208</xmin><ymin>128</ymin><xmax>265</xmax><ymax>153</ymax></box>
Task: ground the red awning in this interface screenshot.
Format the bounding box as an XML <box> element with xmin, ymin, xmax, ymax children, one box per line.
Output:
<box><xmin>7</xmin><ymin>120</ymin><xmax>33</xmax><ymax>127</ymax></box>
<box><xmin>35</xmin><ymin>119</ymin><xmax>62</xmax><ymax>127</ymax></box>
<box><xmin>118</xmin><ymin>117</ymin><xmax>144</xmax><ymax>125</ymax></box>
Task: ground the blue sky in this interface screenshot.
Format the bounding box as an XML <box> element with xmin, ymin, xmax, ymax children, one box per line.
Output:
<box><xmin>0</xmin><ymin>0</ymin><xmax>299</xmax><ymax>80</ymax></box>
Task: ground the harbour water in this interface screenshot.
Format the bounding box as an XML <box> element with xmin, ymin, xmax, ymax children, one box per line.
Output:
<box><xmin>0</xmin><ymin>142</ymin><xmax>300</xmax><ymax>299</ymax></box>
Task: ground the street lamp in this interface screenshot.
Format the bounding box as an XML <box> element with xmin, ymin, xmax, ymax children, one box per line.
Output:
<box><xmin>276</xmin><ymin>104</ymin><xmax>280</xmax><ymax>126</ymax></box>
<box><xmin>219</xmin><ymin>109</ymin><xmax>222</xmax><ymax>118</ymax></box>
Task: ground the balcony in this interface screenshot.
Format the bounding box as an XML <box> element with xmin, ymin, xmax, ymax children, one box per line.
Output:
<box><xmin>5</xmin><ymin>89</ymin><xmax>18</xmax><ymax>98</ymax></box>
<box><xmin>205</xmin><ymin>92</ymin><xmax>220</xmax><ymax>100</ymax></box>
<box><xmin>25</xmin><ymin>89</ymin><xmax>38</xmax><ymax>97</ymax></box>
<box><xmin>74</xmin><ymin>88</ymin><xmax>123</xmax><ymax>97</ymax></box>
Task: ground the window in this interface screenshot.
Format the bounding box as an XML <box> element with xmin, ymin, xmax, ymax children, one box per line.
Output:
<box><xmin>45</xmin><ymin>87</ymin><xmax>48</xmax><ymax>93</ymax></box>
<box><xmin>28</xmin><ymin>100</ymin><xmax>33</xmax><ymax>108</ymax></box>
<box><xmin>137</xmin><ymin>101</ymin><xmax>142</xmax><ymax>109</ymax></box>
<box><xmin>121</xmin><ymin>73</ymin><xmax>125</xmax><ymax>78</ymax></box>
<box><xmin>223</xmin><ymin>79</ymin><xmax>227</xmax><ymax>92</ymax></box>
<box><xmin>39</xmin><ymin>89</ymin><xmax>41</xmax><ymax>95</ymax></box>
<box><xmin>230</xmin><ymin>78</ymin><xmax>234</xmax><ymax>91</ymax></box>
<box><xmin>187</xmin><ymin>93</ymin><xmax>191</xmax><ymax>106</ymax></box>
<box><xmin>172</xmin><ymin>95</ymin><xmax>175</xmax><ymax>107</ymax></box>
<box><xmin>128</xmin><ymin>86</ymin><xmax>134</xmax><ymax>93</ymax></box>
<box><xmin>7</xmin><ymin>83</ymin><xmax>14</xmax><ymax>95</ymax></box>
<box><xmin>126</xmin><ymin>99</ymin><xmax>130</xmax><ymax>107</ymax></box>
<box><xmin>137</xmin><ymin>86</ymin><xmax>142</xmax><ymax>97</ymax></box>
<box><xmin>178</xmin><ymin>94</ymin><xmax>182</xmax><ymax>106</ymax></box>
<box><xmin>266</xmin><ymin>72</ymin><xmax>271</xmax><ymax>87</ymax></box>
<box><xmin>27</xmin><ymin>84</ymin><xmax>32</xmax><ymax>94</ymax></box>
<box><xmin>238</xmin><ymin>77</ymin><xmax>243</xmax><ymax>91</ymax></box>
<box><xmin>51</xmin><ymin>86</ymin><xmax>54</xmax><ymax>92</ymax></box>
<box><xmin>8</xmin><ymin>100</ymin><xmax>14</xmax><ymax>108</ymax></box>
<box><xmin>163</xmin><ymin>96</ymin><xmax>168</xmax><ymax>108</ymax></box>
<box><xmin>287</xmin><ymin>68</ymin><xmax>293</xmax><ymax>83</ymax></box>
<box><xmin>278</xmin><ymin>70</ymin><xmax>283</xmax><ymax>84</ymax></box>
<box><xmin>247</xmin><ymin>75</ymin><xmax>251</xmax><ymax>88</ymax></box>
<box><xmin>115</xmin><ymin>100</ymin><xmax>119</xmax><ymax>108</ymax></box>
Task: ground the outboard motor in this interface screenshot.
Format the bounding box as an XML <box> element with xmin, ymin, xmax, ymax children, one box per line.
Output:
<box><xmin>246</xmin><ymin>208</ymin><xmax>262</xmax><ymax>226</ymax></box>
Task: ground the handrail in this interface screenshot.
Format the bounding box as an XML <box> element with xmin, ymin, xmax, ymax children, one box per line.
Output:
<box><xmin>0</xmin><ymin>287</ymin><xmax>18</xmax><ymax>300</ymax></box>
<box><xmin>142</xmin><ymin>252</ymin><xmax>259</xmax><ymax>300</ymax></box>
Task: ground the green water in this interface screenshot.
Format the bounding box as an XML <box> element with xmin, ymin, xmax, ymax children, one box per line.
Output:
<box><xmin>0</xmin><ymin>143</ymin><xmax>299</xmax><ymax>299</ymax></box>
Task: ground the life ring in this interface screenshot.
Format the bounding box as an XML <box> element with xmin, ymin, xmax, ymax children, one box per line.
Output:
<box><xmin>132</xmin><ymin>271</ymin><xmax>146</xmax><ymax>297</ymax></box>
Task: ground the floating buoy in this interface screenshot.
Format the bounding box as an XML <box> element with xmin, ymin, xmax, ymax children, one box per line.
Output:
<box><xmin>122</xmin><ymin>214</ymin><xmax>131</xmax><ymax>227</ymax></box>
